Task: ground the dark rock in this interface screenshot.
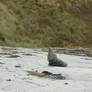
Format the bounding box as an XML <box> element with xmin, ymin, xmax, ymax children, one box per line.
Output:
<box><xmin>42</xmin><ymin>71</ymin><xmax>52</xmax><ymax>75</ymax></box>
<box><xmin>7</xmin><ymin>55</ymin><xmax>20</xmax><ymax>58</ymax></box>
<box><xmin>23</xmin><ymin>54</ymin><xmax>33</xmax><ymax>56</ymax></box>
<box><xmin>15</xmin><ymin>65</ymin><xmax>21</xmax><ymax>68</ymax></box>
<box><xmin>48</xmin><ymin>48</ymin><xmax>67</xmax><ymax>67</ymax></box>
<box><xmin>0</xmin><ymin>53</ymin><xmax>11</xmax><ymax>55</ymax></box>
<box><xmin>6</xmin><ymin>79</ymin><xmax>12</xmax><ymax>81</ymax></box>
<box><xmin>64</xmin><ymin>82</ymin><xmax>68</xmax><ymax>85</ymax></box>
<box><xmin>42</xmin><ymin>71</ymin><xmax>65</xmax><ymax>80</ymax></box>
<box><xmin>0</xmin><ymin>62</ymin><xmax>4</xmax><ymax>64</ymax></box>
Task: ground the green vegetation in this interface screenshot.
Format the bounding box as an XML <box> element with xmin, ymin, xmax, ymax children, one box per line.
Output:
<box><xmin>0</xmin><ymin>0</ymin><xmax>91</xmax><ymax>48</ymax></box>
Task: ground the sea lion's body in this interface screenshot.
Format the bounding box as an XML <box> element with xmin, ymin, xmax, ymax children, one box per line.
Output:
<box><xmin>48</xmin><ymin>48</ymin><xmax>67</xmax><ymax>67</ymax></box>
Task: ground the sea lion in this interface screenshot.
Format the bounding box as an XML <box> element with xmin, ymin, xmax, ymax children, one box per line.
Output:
<box><xmin>48</xmin><ymin>48</ymin><xmax>67</xmax><ymax>67</ymax></box>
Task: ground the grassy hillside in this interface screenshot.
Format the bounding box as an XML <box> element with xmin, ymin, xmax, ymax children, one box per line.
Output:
<box><xmin>0</xmin><ymin>0</ymin><xmax>92</xmax><ymax>48</ymax></box>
